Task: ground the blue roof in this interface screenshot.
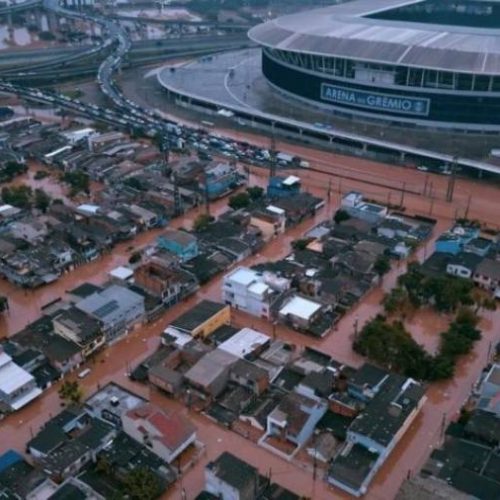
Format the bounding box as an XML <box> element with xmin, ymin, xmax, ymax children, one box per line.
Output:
<box><xmin>0</xmin><ymin>450</ymin><xmax>23</xmax><ymax>472</ymax></box>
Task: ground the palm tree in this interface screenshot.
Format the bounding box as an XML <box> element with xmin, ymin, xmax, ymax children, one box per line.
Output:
<box><xmin>58</xmin><ymin>380</ymin><xmax>83</xmax><ymax>406</ymax></box>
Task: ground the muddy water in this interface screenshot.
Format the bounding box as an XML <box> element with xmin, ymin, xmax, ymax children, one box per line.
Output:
<box><xmin>0</xmin><ymin>160</ymin><xmax>499</xmax><ymax>499</ymax></box>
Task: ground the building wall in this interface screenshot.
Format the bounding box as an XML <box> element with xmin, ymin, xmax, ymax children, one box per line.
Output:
<box><xmin>446</xmin><ymin>264</ymin><xmax>472</xmax><ymax>279</ymax></box>
<box><xmin>157</xmin><ymin>236</ymin><xmax>198</xmax><ymax>262</ymax></box>
<box><xmin>205</xmin><ymin>468</ymin><xmax>256</xmax><ymax>500</ymax></box>
<box><xmin>222</xmin><ymin>276</ymin><xmax>270</xmax><ymax>319</ymax></box>
<box><xmin>262</xmin><ymin>50</ymin><xmax>500</xmax><ymax>127</ymax></box>
<box><xmin>191</xmin><ymin>305</ymin><xmax>231</xmax><ymax>338</ymax></box>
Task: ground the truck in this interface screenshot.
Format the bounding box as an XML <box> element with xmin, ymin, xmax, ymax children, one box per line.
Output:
<box><xmin>276</xmin><ymin>152</ymin><xmax>295</xmax><ymax>165</ymax></box>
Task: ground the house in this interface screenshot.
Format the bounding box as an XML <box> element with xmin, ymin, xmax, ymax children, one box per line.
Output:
<box><xmin>376</xmin><ymin>218</ymin><xmax>413</xmax><ymax>240</ymax></box>
<box><xmin>216</xmin><ymin>237</ymin><xmax>252</xmax><ymax>263</ymax></box>
<box><xmin>0</xmin><ymin>450</ymin><xmax>47</xmax><ymax>499</ymax></box>
<box><xmin>306</xmin><ymin>432</ymin><xmax>337</xmax><ymax>464</ymax></box>
<box><xmin>341</xmin><ymin>192</ymin><xmax>388</xmax><ymax>224</ymax></box>
<box><xmin>204</xmin><ymin>452</ymin><xmax>260</xmax><ymax>500</ymax></box>
<box><xmin>250</xmin><ymin>206</ymin><xmax>286</xmax><ymax>242</ymax></box>
<box><xmin>229</xmin><ymin>359</ymin><xmax>269</xmax><ymax>395</ymax></box>
<box><xmin>201</xmin><ymin>162</ymin><xmax>241</xmax><ymax>199</ymax></box>
<box><xmin>267</xmin><ymin>176</ymin><xmax>301</xmax><ymax>199</ymax></box>
<box><xmin>28</xmin><ymin>410</ymin><xmax>116</xmax><ymax>481</ymax></box>
<box><xmin>278</xmin><ymin>295</ymin><xmax>326</xmax><ymax>334</ymax></box>
<box><xmin>203</xmin><ymin>452</ymin><xmax>300</xmax><ymax>500</ymax></box>
<box><xmin>11</xmin><ymin>317</ymin><xmax>84</xmax><ymax>374</ymax></box>
<box><xmin>474</xmin><ymin>258</ymin><xmax>500</xmax><ymax>297</ymax></box>
<box><xmin>446</xmin><ymin>252</ymin><xmax>483</xmax><ymax>279</ymax></box>
<box><xmin>121</xmin><ymin>403</ymin><xmax>196</xmax><ymax>464</ymax></box>
<box><xmin>85</xmin><ymin>382</ymin><xmax>148</xmax><ymax>428</ymax></box>
<box><xmin>222</xmin><ymin>267</ymin><xmax>290</xmax><ymax>320</ymax></box>
<box><xmin>328</xmin><ymin>368</ymin><xmax>426</xmax><ymax>497</ymax></box>
<box><xmin>29</xmin><ymin>476</ymin><xmax>105</xmax><ymax>500</ymax></box>
<box><xmin>108</xmin><ymin>266</ymin><xmax>134</xmax><ymax>285</ymax></box>
<box><xmin>184</xmin><ymin>349</ymin><xmax>238</xmax><ymax>398</ymax></box>
<box><xmin>134</xmin><ymin>261</ymin><xmax>196</xmax><ymax>304</ymax></box>
<box><xmin>218</xmin><ymin>327</ymin><xmax>270</xmax><ymax>360</ymax></box>
<box><xmin>477</xmin><ymin>363</ymin><xmax>500</xmax><ymax>415</ymax></box>
<box><xmin>264</xmin><ymin>392</ymin><xmax>327</xmax><ymax>448</ymax></box>
<box><xmin>157</xmin><ymin>229</ymin><xmax>198</xmax><ymax>262</ymax></box>
<box><xmin>435</xmin><ymin>225</ymin><xmax>480</xmax><ymax>255</ymax></box>
<box><xmin>78</xmin><ymin>431</ymin><xmax>176</xmax><ymax>496</ymax></box>
<box><xmin>0</xmin><ymin>348</ymin><xmax>42</xmax><ymax>413</ymax></box>
<box><xmin>464</xmin><ymin>237</ymin><xmax>493</xmax><ymax>257</ymax></box>
<box><xmin>75</xmin><ymin>284</ymin><xmax>145</xmax><ymax>342</ymax></box>
<box><xmin>10</xmin><ymin>218</ymin><xmax>49</xmax><ymax>244</ymax></box>
<box><xmin>165</xmin><ymin>300</ymin><xmax>230</xmax><ymax>340</ymax></box>
<box><xmin>52</xmin><ymin>306</ymin><xmax>105</xmax><ymax>358</ymax></box>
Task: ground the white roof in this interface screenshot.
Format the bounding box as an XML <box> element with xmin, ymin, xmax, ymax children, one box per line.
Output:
<box><xmin>10</xmin><ymin>387</ymin><xmax>43</xmax><ymax>411</ymax></box>
<box><xmin>163</xmin><ymin>326</ymin><xmax>193</xmax><ymax>347</ymax></box>
<box><xmin>226</xmin><ymin>267</ymin><xmax>259</xmax><ymax>287</ymax></box>
<box><xmin>279</xmin><ymin>295</ymin><xmax>322</xmax><ymax>321</ymax></box>
<box><xmin>77</xmin><ymin>204</ymin><xmax>100</xmax><ymax>215</ymax></box>
<box><xmin>248</xmin><ymin>281</ymin><xmax>269</xmax><ymax>296</ymax></box>
<box><xmin>282</xmin><ymin>175</ymin><xmax>301</xmax><ymax>186</ymax></box>
<box><xmin>218</xmin><ymin>327</ymin><xmax>270</xmax><ymax>358</ymax></box>
<box><xmin>266</xmin><ymin>205</ymin><xmax>285</xmax><ymax>215</ymax></box>
<box><xmin>0</xmin><ymin>204</ymin><xmax>19</xmax><ymax>215</ymax></box>
<box><xmin>0</xmin><ymin>353</ymin><xmax>35</xmax><ymax>395</ymax></box>
<box><xmin>109</xmin><ymin>266</ymin><xmax>134</xmax><ymax>281</ymax></box>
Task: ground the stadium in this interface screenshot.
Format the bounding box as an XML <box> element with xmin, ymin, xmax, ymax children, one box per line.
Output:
<box><xmin>248</xmin><ymin>0</ymin><xmax>500</xmax><ymax>130</ymax></box>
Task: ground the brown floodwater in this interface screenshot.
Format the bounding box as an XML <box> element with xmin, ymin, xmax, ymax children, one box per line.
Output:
<box><xmin>0</xmin><ymin>147</ymin><xmax>499</xmax><ymax>499</ymax></box>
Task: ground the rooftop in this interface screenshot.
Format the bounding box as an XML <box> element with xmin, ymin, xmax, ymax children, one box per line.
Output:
<box><xmin>206</xmin><ymin>452</ymin><xmax>258</xmax><ymax>492</ymax></box>
<box><xmin>85</xmin><ymin>382</ymin><xmax>147</xmax><ymax>425</ymax></box>
<box><xmin>185</xmin><ymin>349</ymin><xmax>238</xmax><ymax>387</ymax></box>
<box><xmin>125</xmin><ymin>403</ymin><xmax>196</xmax><ymax>453</ymax></box>
<box><xmin>249</xmin><ymin>0</ymin><xmax>500</xmax><ymax>75</ymax></box>
<box><xmin>279</xmin><ymin>295</ymin><xmax>322</xmax><ymax>322</ymax></box>
<box><xmin>218</xmin><ymin>328</ymin><xmax>270</xmax><ymax>359</ymax></box>
<box><xmin>170</xmin><ymin>300</ymin><xmax>228</xmax><ymax>334</ymax></box>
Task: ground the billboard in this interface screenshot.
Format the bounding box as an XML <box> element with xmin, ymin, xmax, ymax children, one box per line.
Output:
<box><xmin>320</xmin><ymin>83</ymin><xmax>430</xmax><ymax>116</ymax></box>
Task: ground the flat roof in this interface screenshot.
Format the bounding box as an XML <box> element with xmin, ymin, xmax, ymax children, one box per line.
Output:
<box><xmin>218</xmin><ymin>327</ymin><xmax>270</xmax><ymax>358</ymax></box>
<box><xmin>0</xmin><ymin>352</ymin><xmax>35</xmax><ymax>395</ymax></box>
<box><xmin>279</xmin><ymin>295</ymin><xmax>322</xmax><ymax>321</ymax></box>
<box><xmin>170</xmin><ymin>300</ymin><xmax>228</xmax><ymax>333</ymax></box>
<box><xmin>248</xmin><ymin>0</ymin><xmax>500</xmax><ymax>75</ymax></box>
<box><xmin>282</xmin><ymin>175</ymin><xmax>300</xmax><ymax>186</ymax></box>
<box><xmin>225</xmin><ymin>267</ymin><xmax>259</xmax><ymax>287</ymax></box>
<box><xmin>108</xmin><ymin>266</ymin><xmax>133</xmax><ymax>281</ymax></box>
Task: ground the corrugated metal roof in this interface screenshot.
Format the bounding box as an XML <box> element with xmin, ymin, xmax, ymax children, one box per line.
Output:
<box><xmin>248</xmin><ymin>0</ymin><xmax>500</xmax><ymax>74</ymax></box>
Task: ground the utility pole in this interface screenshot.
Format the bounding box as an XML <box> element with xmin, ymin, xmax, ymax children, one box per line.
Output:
<box><xmin>446</xmin><ymin>157</ymin><xmax>457</xmax><ymax>202</ymax></box>
<box><xmin>204</xmin><ymin>169</ymin><xmax>210</xmax><ymax>216</ymax></box>
<box><xmin>464</xmin><ymin>193</ymin><xmax>472</xmax><ymax>221</ymax></box>
<box><xmin>399</xmin><ymin>182</ymin><xmax>406</xmax><ymax>208</ymax></box>
<box><xmin>269</xmin><ymin>133</ymin><xmax>277</xmax><ymax>179</ymax></box>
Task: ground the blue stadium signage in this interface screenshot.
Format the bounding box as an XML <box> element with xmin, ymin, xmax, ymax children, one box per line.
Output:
<box><xmin>320</xmin><ymin>83</ymin><xmax>430</xmax><ymax>116</ymax></box>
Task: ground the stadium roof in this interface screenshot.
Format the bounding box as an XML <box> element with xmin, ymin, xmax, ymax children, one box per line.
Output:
<box><xmin>248</xmin><ymin>0</ymin><xmax>500</xmax><ymax>75</ymax></box>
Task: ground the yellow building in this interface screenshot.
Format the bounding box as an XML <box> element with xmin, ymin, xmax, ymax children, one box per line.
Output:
<box><xmin>168</xmin><ymin>300</ymin><xmax>231</xmax><ymax>339</ymax></box>
<box><xmin>250</xmin><ymin>205</ymin><xmax>286</xmax><ymax>242</ymax></box>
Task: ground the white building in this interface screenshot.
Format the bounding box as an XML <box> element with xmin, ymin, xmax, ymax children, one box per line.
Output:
<box><xmin>222</xmin><ymin>267</ymin><xmax>290</xmax><ymax>319</ymax></box>
<box><xmin>218</xmin><ymin>327</ymin><xmax>270</xmax><ymax>359</ymax></box>
<box><xmin>0</xmin><ymin>349</ymin><xmax>42</xmax><ymax>412</ymax></box>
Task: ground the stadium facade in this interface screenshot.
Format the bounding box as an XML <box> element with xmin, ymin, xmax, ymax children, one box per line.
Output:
<box><xmin>248</xmin><ymin>0</ymin><xmax>500</xmax><ymax>130</ymax></box>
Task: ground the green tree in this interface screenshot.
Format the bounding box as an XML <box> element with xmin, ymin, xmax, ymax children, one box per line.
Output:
<box><xmin>61</xmin><ymin>171</ymin><xmax>90</xmax><ymax>197</ymax></box>
<box><xmin>123</xmin><ymin>468</ymin><xmax>163</xmax><ymax>500</ymax></box>
<box><xmin>193</xmin><ymin>213</ymin><xmax>214</xmax><ymax>232</ymax></box>
<box><xmin>333</xmin><ymin>209</ymin><xmax>350</xmax><ymax>224</ymax></box>
<box><xmin>34</xmin><ymin>188</ymin><xmax>51</xmax><ymax>213</ymax></box>
<box><xmin>374</xmin><ymin>254</ymin><xmax>391</xmax><ymax>276</ymax></box>
<box><xmin>1</xmin><ymin>185</ymin><xmax>32</xmax><ymax>209</ymax></box>
<box><xmin>246</xmin><ymin>186</ymin><xmax>264</xmax><ymax>200</ymax></box>
<box><xmin>228</xmin><ymin>192</ymin><xmax>251</xmax><ymax>210</ymax></box>
<box><xmin>58</xmin><ymin>380</ymin><xmax>83</xmax><ymax>406</ymax></box>
<box><xmin>383</xmin><ymin>287</ymin><xmax>409</xmax><ymax>315</ymax></box>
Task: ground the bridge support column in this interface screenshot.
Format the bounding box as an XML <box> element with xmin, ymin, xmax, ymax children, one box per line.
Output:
<box><xmin>362</xmin><ymin>142</ymin><xmax>368</xmax><ymax>152</ymax></box>
<box><xmin>6</xmin><ymin>11</ymin><xmax>12</xmax><ymax>30</ymax></box>
<box><xmin>47</xmin><ymin>11</ymin><xmax>59</xmax><ymax>32</ymax></box>
<box><xmin>34</xmin><ymin>8</ymin><xmax>44</xmax><ymax>32</ymax></box>
<box><xmin>400</xmin><ymin>151</ymin><xmax>406</xmax><ymax>163</ymax></box>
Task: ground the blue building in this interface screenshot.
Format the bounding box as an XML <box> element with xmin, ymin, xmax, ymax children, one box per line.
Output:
<box><xmin>267</xmin><ymin>175</ymin><xmax>301</xmax><ymax>199</ymax></box>
<box><xmin>157</xmin><ymin>229</ymin><xmax>198</xmax><ymax>262</ymax></box>
<box><xmin>435</xmin><ymin>225</ymin><xmax>480</xmax><ymax>255</ymax></box>
<box><xmin>201</xmin><ymin>163</ymin><xmax>241</xmax><ymax>200</ymax></box>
